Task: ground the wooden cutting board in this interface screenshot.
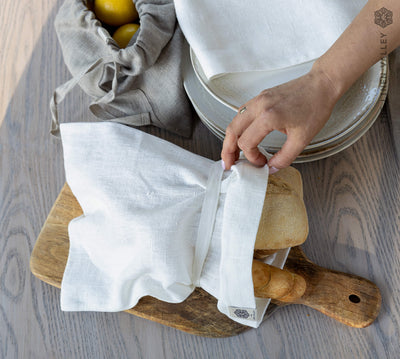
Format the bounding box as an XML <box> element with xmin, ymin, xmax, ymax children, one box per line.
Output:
<box><xmin>30</xmin><ymin>183</ymin><xmax>382</xmax><ymax>337</ymax></box>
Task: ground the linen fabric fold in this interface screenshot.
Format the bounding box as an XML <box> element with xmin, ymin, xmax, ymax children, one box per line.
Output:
<box><xmin>175</xmin><ymin>0</ymin><xmax>367</xmax><ymax>79</ymax></box>
<box><xmin>60</xmin><ymin>122</ymin><xmax>271</xmax><ymax>327</ymax></box>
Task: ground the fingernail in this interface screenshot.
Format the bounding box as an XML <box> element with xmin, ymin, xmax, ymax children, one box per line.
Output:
<box><xmin>269</xmin><ymin>166</ymin><xmax>279</xmax><ymax>174</ymax></box>
<box><xmin>221</xmin><ymin>160</ymin><xmax>226</xmax><ymax>170</ymax></box>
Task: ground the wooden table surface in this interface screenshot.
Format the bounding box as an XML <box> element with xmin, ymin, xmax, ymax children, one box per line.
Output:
<box><xmin>1</xmin><ymin>1</ymin><xmax>399</xmax><ymax>358</ymax></box>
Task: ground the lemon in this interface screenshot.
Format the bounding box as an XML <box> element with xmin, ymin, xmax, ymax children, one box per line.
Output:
<box><xmin>113</xmin><ymin>23</ymin><xmax>140</xmax><ymax>48</ymax></box>
<box><xmin>94</xmin><ymin>0</ymin><xmax>139</xmax><ymax>27</ymax></box>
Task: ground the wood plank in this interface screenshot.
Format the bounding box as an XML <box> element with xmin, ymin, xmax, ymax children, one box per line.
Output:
<box><xmin>387</xmin><ymin>48</ymin><xmax>400</xmax><ymax>160</ymax></box>
<box><xmin>0</xmin><ymin>0</ymin><xmax>57</xmax><ymax>127</ymax></box>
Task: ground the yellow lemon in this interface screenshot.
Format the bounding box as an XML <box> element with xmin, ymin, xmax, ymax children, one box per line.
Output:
<box><xmin>113</xmin><ymin>23</ymin><xmax>140</xmax><ymax>48</ymax></box>
<box><xmin>94</xmin><ymin>0</ymin><xmax>139</xmax><ymax>27</ymax></box>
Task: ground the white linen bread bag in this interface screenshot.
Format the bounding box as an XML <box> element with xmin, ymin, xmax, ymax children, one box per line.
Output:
<box><xmin>60</xmin><ymin>122</ymin><xmax>308</xmax><ymax>327</ymax></box>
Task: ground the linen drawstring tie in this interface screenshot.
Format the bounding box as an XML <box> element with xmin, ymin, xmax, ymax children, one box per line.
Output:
<box><xmin>50</xmin><ymin>57</ymin><xmax>152</xmax><ymax>137</ymax></box>
<box><xmin>192</xmin><ymin>161</ymin><xmax>224</xmax><ymax>286</ymax></box>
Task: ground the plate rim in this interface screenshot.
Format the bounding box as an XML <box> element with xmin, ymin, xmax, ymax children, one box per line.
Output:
<box><xmin>184</xmin><ymin>54</ymin><xmax>388</xmax><ymax>163</ymax></box>
<box><xmin>190</xmin><ymin>47</ymin><xmax>388</xmax><ymax>150</ymax></box>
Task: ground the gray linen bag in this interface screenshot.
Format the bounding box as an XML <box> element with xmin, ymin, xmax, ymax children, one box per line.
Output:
<box><xmin>51</xmin><ymin>0</ymin><xmax>192</xmax><ymax>137</ymax></box>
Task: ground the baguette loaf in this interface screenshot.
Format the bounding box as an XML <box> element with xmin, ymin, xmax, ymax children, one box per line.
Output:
<box><xmin>252</xmin><ymin>259</ymin><xmax>306</xmax><ymax>301</ymax></box>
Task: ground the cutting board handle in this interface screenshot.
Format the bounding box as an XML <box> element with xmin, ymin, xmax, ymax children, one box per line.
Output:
<box><xmin>280</xmin><ymin>247</ymin><xmax>381</xmax><ymax>328</ymax></box>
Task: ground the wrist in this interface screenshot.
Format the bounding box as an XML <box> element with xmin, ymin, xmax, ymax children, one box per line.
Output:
<box><xmin>309</xmin><ymin>60</ymin><xmax>344</xmax><ymax>106</ymax></box>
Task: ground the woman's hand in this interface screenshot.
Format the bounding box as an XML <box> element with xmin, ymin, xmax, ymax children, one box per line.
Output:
<box><xmin>221</xmin><ymin>66</ymin><xmax>341</xmax><ymax>172</ymax></box>
<box><xmin>222</xmin><ymin>0</ymin><xmax>400</xmax><ymax>172</ymax></box>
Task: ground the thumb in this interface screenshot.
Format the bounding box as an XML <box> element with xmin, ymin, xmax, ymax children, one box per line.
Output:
<box><xmin>268</xmin><ymin>135</ymin><xmax>307</xmax><ymax>172</ymax></box>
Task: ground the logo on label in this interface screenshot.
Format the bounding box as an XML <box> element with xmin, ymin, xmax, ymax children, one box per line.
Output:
<box><xmin>229</xmin><ymin>306</ymin><xmax>256</xmax><ymax>321</ymax></box>
<box><xmin>374</xmin><ymin>7</ymin><xmax>393</xmax><ymax>28</ymax></box>
<box><xmin>234</xmin><ymin>309</ymin><xmax>250</xmax><ymax>319</ymax></box>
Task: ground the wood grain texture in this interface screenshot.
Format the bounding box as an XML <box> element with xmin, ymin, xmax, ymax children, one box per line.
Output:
<box><xmin>282</xmin><ymin>248</ymin><xmax>381</xmax><ymax>328</ymax></box>
<box><xmin>1</xmin><ymin>0</ymin><xmax>400</xmax><ymax>356</ymax></box>
<box><xmin>387</xmin><ymin>47</ymin><xmax>400</xmax><ymax>160</ymax></box>
<box><xmin>0</xmin><ymin>0</ymin><xmax>56</xmax><ymax>127</ymax></box>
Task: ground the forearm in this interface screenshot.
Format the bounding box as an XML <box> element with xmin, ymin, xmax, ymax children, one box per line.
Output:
<box><xmin>313</xmin><ymin>0</ymin><xmax>400</xmax><ymax>99</ymax></box>
<box><xmin>221</xmin><ymin>1</ymin><xmax>400</xmax><ymax>170</ymax></box>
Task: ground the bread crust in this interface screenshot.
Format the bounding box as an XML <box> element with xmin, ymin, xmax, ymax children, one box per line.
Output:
<box><xmin>254</xmin><ymin>167</ymin><xmax>308</xmax><ymax>250</ymax></box>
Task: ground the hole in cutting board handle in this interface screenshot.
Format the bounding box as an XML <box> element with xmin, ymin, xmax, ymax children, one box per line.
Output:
<box><xmin>349</xmin><ymin>294</ymin><xmax>361</xmax><ymax>303</ymax></box>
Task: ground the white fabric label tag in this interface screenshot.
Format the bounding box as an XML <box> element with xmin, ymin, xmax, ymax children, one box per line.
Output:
<box><xmin>228</xmin><ymin>306</ymin><xmax>257</xmax><ymax>321</ymax></box>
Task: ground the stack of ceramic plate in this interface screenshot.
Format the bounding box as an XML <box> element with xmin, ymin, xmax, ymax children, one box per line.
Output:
<box><xmin>183</xmin><ymin>47</ymin><xmax>388</xmax><ymax>163</ymax></box>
